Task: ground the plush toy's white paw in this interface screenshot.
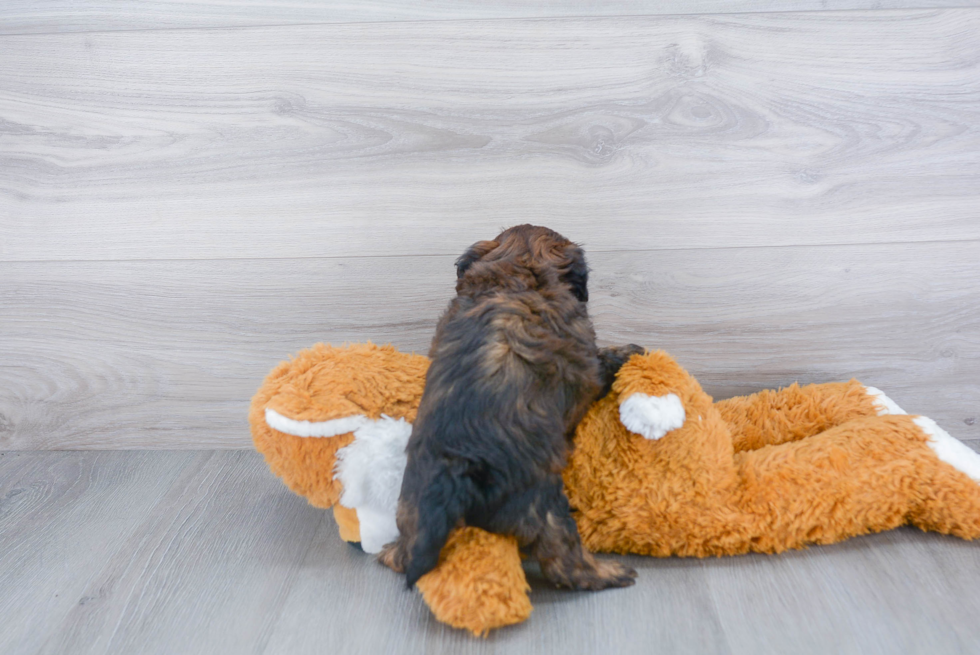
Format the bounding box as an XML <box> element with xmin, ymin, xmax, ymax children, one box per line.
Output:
<box><xmin>865</xmin><ymin>387</ymin><xmax>907</xmax><ymax>416</ymax></box>
<box><xmin>914</xmin><ymin>416</ymin><xmax>980</xmax><ymax>483</ymax></box>
<box><xmin>620</xmin><ymin>393</ymin><xmax>686</xmax><ymax>440</ymax></box>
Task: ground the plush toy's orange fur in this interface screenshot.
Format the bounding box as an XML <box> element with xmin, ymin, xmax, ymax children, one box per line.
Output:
<box><xmin>568</xmin><ymin>351</ymin><xmax>980</xmax><ymax>557</ymax></box>
<box><xmin>251</xmin><ymin>343</ymin><xmax>980</xmax><ymax>636</ymax></box>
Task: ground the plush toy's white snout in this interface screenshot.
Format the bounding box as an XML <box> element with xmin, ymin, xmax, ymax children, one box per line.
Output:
<box><xmin>333</xmin><ymin>416</ymin><xmax>412</xmax><ymax>553</ymax></box>
<box><xmin>619</xmin><ymin>393</ymin><xmax>686</xmax><ymax>440</ymax></box>
<box><xmin>265</xmin><ymin>408</ymin><xmax>411</xmax><ymax>554</ymax></box>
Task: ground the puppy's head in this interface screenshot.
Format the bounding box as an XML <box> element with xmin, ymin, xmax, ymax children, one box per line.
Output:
<box><xmin>455</xmin><ymin>225</ymin><xmax>589</xmax><ymax>302</ymax></box>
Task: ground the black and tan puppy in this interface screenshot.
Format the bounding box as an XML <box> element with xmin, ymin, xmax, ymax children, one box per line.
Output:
<box><xmin>381</xmin><ymin>224</ymin><xmax>640</xmax><ymax>590</ymax></box>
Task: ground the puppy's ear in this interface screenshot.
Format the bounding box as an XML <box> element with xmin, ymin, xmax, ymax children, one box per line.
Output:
<box><xmin>561</xmin><ymin>244</ymin><xmax>589</xmax><ymax>302</ymax></box>
<box><xmin>455</xmin><ymin>240</ymin><xmax>498</xmax><ymax>279</ymax></box>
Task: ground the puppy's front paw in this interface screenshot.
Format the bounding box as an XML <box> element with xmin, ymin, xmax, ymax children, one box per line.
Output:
<box><xmin>619</xmin><ymin>393</ymin><xmax>686</xmax><ymax>440</ymax></box>
<box><xmin>598</xmin><ymin>344</ymin><xmax>647</xmax><ymax>396</ymax></box>
<box><xmin>599</xmin><ymin>344</ymin><xmax>645</xmax><ymax>370</ymax></box>
<box><xmin>611</xmin><ymin>343</ymin><xmax>645</xmax><ymax>358</ymax></box>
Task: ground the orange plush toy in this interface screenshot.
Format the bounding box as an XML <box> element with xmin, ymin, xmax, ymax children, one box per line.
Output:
<box><xmin>251</xmin><ymin>343</ymin><xmax>980</xmax><ymax>636</ymax></box>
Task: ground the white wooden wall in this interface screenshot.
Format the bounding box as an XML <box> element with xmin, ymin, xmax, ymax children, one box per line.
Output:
<box><xmin>2</xmin><ymin>3</ymin><xmax>978</xmax><ymax>449</ymax></box>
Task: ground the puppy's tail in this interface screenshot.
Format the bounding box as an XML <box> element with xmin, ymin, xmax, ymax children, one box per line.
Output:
<box><xmin>404</xmin><ymin>459</ymin><xmax>473</xmax><ymax>588</ymax></box>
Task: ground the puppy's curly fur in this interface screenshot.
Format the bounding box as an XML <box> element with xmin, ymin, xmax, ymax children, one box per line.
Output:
<box><xmin>381</xmin><ymin>225</ymin><xmax>639</xmax><ymax>590</ymax></box>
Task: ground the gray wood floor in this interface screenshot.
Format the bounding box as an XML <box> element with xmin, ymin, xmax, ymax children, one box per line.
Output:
<box><xmin>1</xmin><ymin>450</ymin><xmax>979</xmax><ymax>655</ymax></box>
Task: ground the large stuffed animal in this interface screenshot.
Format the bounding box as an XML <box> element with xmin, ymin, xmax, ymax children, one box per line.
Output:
<box><xmin>250</xmin><ymin>343</ymin><xmax>980</xmax><ymax>635</ymax></box>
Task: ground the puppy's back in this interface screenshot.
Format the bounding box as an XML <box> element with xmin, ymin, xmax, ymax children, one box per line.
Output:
<box><xmin>395</xmin><ymin>226</ymin><xmax>599</xmax><ymax>587</ymax></box>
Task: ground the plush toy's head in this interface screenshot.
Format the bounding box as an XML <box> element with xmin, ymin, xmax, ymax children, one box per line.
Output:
<box><xmin>251</xmin><ymin>342</ymin><xmax>533</xmax><ymax>634</ymax></box>
<box><xmin>250</xmin><ymin>343</ymin><xmax>428</xmax><ymax>514</ymax></box>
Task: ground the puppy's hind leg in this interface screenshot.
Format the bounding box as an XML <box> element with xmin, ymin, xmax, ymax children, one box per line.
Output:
<box><xmin>378</xmin><ymin>533</ymin><xmax>408</xmax><ymax>574</ymax></box>
<box><xmin>395</xmin><ymin>459</ymin><xmax>474</xmax><ymax>589</ymax></box>
<box><xmin>491</xmin><ymin>476</ymin><xmax>637</xmax><ymax>591</ymax></box>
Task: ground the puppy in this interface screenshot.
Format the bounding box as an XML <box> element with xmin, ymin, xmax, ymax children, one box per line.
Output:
<box><xmin>381</xmin><ymin>224</ymin><xmax>640</xmax><ymax>590</ymax></box>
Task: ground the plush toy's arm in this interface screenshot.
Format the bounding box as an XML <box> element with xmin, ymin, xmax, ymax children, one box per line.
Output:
<box><xmin>416</xmin><ymin>527</ymin><xmax>532</xmax><ymax>637</ymax></box>
<box><xmin>619</xmin><ymin>393</ymin><xmax>686</xmax><ymax>440</ymax></box>
<box><xmin>611</xmin><ymin>350</ymin><xmax>708</xmax><ymax>440</ymax></box>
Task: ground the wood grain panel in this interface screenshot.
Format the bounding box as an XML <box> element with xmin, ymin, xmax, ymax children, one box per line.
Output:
<box><xmin>5</xmin><ymin>1</ymin><xmax>980</xmax><ymax>34</ymax></box>
<box><xmin>2</xmin><ymin>10</ymin><xmax>979</xmax><ymax>262</ymax></box>
<box><xmin>1</xmin><ymin>240</ymin><xmax>977</xmax><ymax>449</ymax></box>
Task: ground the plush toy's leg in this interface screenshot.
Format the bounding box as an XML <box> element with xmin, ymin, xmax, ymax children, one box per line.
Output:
<box><xmin>333</xmin><ymin>505</ymin><xmax>361</xmax><ymax>543</ymax></box>
<box><xmin>732</xmin><ymin>414</ymin><xmax>980</xmax><ymax>553</ymax></box>
<box><xmin>415</xmin><ymin>527</ymin><xmax>532</xmax><ymax>637</ymax></box>
<box><xmin>717</xmin><ymin>381</ymin><xmax>880</xmax><ymax>452</ymax></box>
<box><xmin>904</xmin><ymin>416</ymin><xmax>980</xmax><ymax>538</ymax></box>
